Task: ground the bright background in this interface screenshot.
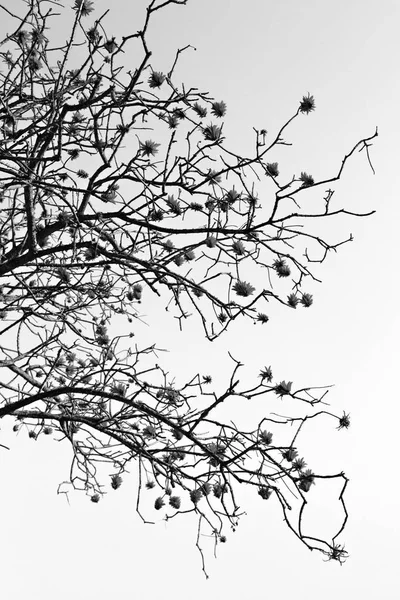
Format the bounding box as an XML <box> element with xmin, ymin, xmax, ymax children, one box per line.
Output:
<box><xmin>1</xmin><ymin>0</ymin><xmax>399</xmax><ymax>598</ymax></box>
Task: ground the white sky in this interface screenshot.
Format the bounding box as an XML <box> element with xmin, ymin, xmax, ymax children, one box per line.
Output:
<box><xmin>1</xmin><ymin>0</ymin><xmax>399</xmax><ymax>598</ymax></box>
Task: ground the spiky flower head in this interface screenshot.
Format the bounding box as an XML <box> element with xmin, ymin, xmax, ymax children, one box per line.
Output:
<box><xmin>287</xmin><ymin>293</ymin><xmax>299</xmax><ymax>308</ymax></box>
<box><xmin>298</xmin><ymin>469</ymin><xmax>315</xmax><ymax>492</ymax></box>
<box><xmin>225</xmin><ymin>188</ymin><xmax>241</xmax><ymax>204</ymax></box>
<box><xmin>273</xmin><ymin>259</ymin><xmax>291</xmax><ymax>278</ymax></box>
<box><xmin>211</xmin><ymin>100</ymin><xmax>227</xmax><ymax>118</ymax></box>
<box><xmin>104</xmin><ymin>37</ymin><xmax>117</xmax><ymax>54</ymax></box>
<box><xmin>167</xmin><ymin>114</ymin><xmax>179</xmax><ymax>129</ymax></box>
<box><xmin>206</xmin><ymin>236</ymin><xmax>217</xmax><ymax>248</ymax></box>
<box><xmin>143</xmin><ymin>425</ymin><xmax>157</xmax><ymax>439</ymax></box>
<box><xmin>169</xmin><ymin>496</ymin><xmax>181</xmax><ymax>509</ymax></box>
<box><xmin>207</xmin><ymin>170</ymin><xmax>222</xmax><ymax>185</ymax></box>
<box><xmin>259</xmin><ymin>366</ymin><xmax>273</xmax><ymax>382</ymax></box>
<box><xmin>258</xmin><ymin>485</ymin><xmax>272</xmax><ymax>500</ymax></box>
<box><xmin>282</xmin><ymin>448</ymin><xmax>298</xmax><ymax>462</ymax></box>
<box><xmin>111</xmin><ymin>474</ymin><xmax>122</xmax><ymax>490</ymax></box>
<box><xmin>140</xmin><ymin>140</ymin><xmax>160</xmax><ymax>157</ymax></box>
<box><xmin>232</xmin><ymin>240</ymin><xmax>246</xmax><ymax>255</ymax></box>
<box><xmin>200</xmin><ymin>482</ymin><xmax>212</xmax><ymax>496</ymax></box>
<box><xmin>299</xmin><ymin>93</ymin><xmax>316</xmax><ymax>114</ymax></box>
<box><xmin>300</xmin><ymin>293</ymin><xmax>313</xmax><ymax>307</ymax></box>
<box><xmin>213</xmin><ymin>482</ymin><xmax>225</xmax><ymax>498</ymax></box>
<box><xmin>300</xmin><ymin>172</ymin><xmax>315</xmax><ymax>187</ymax></box>
<box><xmin>266</xmin><ymin>162</ymin><xmax>279</xmax><ymax>177</ymax></box>
<box><xmin>219</xmin><ymin>535</ymin><xmax>227</xmax><ymax>543</ymax></box>
<box><xmin>257</xmin><ymin>313</ymin><xmax>269</xmax><ymax>324</ymax></box>
<box><xmin>202</xmin><ymin>375</ymin><xmax>212</xmax><ymax>384</ymax></box>
<box><xmin>146</xmin><ymin>480</ymin><xmax>155</xmax><ymax>490</ymax></box>
<box><xmin>91</xmin><ymin>493</ymin><xmax>100</xmax><ymax>503</ymax></box>
<box><xmin>132</xmin><ymin>283</ymin><xmax>143</xmax><ymax>300</ymax></box>
<box><xmin>274</xmin><ymin>380</ymin><xmax>292</xmax><ymax>397</ymax></box>
<box><xmin>292</xmin><ymin>457</ymin><xmax>307</xmax><ymax>471</ymax></box>
<box><xmin>233</xmin><ymin>279</ymin><xmax>255</xmax><ymax>297</ymax></box>
<box><xmin>259</xmin><ymin>430</ymin><xmax>273</xmax><ymax>445</ymax></box>
<box><xmin>28</xmin><ymin>430</ymin><xmax>37</xmax><ymax>439</ymax></box>
<box><xmin>184</xmin><ymin>249</ymin><xmax>195</xmax><ymax>262</ymax></box>
<box><xmin>148</xmin><ymin>71</ymin><xmax>166</xmax><ymax>88</ymax></box>
<box><xmin>337</xmin><ymin>412</ymin><xmax>350</xmax><ymax>430</ymax></box>
<box><xmin>193</xmin><ymin>103</ymin><xmax>207</xmax><ymax>118</ymax></box>
<box><xmin>87</xmin><ymin>26</ymin><xmax>100</xmax><ymax>44</ymax></box>
<box><xmin>73</xmin><ymin>0</ymin><xmax>95</xmax><ymax>16</ymax></box>
<box><xmin>190</xmin><ymin>489</ymin><xmax>203</xmax><ymax>504</ymax></box>
<box><xmin>203</xmin><ymin>123</ymin><xmax>222</xmax><ymax>142</ymax></box>
<box><xmin>189</xmin><ymin>202</ymin><xmax>203</xmax><ymax>211</ymax></box>
<box><xmin>154</xmin><ymin>497</ymin><xmax>165</xmax><ymax>510</ymax></box>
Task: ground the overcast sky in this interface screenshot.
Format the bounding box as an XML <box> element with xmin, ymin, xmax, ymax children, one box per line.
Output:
<box><xmin>1</xmin><ymin>0</ymin><xmax>399</xmax><ymax>598</ymax></box>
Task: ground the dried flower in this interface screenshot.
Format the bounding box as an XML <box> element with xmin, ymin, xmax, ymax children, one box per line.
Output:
<box><xmin>206</xmin><ymin>236</ymin><xmax>217</xmax><ymax>248</ymax></box>
<box><xmin>167</xmin><ymin>114</ymin><xmax>179</xmax><ymax>129</ymax></box>
<box><xmin>148</xmin><ymin>71</ymin><xmax>166</xmax><ymax>88</ymax></box>
<box><xmin>203</xmin><ymin>123</ymin><xmax>222</xmax><ymax>142</ymax></box>
<box><xmin>273</xmin><ymin>258</ymin><xmax>291</xmax><ymax>278</ymax></box>
<box><xmin>104</xmin><ymin>37</ymin><xmax>117</xmax><ymax>53</ymax></box>
<box><xmin>211</xmin><ymin>100</ymin><xmax>227</xmax><ymax>118</ymax></box>
<box><xmin>193</xmin><ymin>103</ymin><xmax>207</xmax><ymax>118</ymax></box>
<box><xmin>257</xmin><ymin>313</ymin><xmax>269</xmax><ymax>324</ymax></box>
<box><xmin>146</xmin><ymin>481</ymin><xmax>155</xmax><ymax>490</ymax></box>
<box><xmin>213</xmin><ymin>482</ymin><xmax>225</xmax><ymax>498</ymax></box>
<box><xmin>300</xmin><ymin>172</ymin><xmax>314</xmax><ymax>187</ymax></box>
<box><xmin>132</xmin><ymin>283</ymin><xmax>143</xmax><ymax>300</ymax></box>
<box><xmin>258</xmin><ymin>485</ymin><xmax>272</xmax><ymax>500</ymax></box>
<box><xmin>219</xmin><ymin>535</ymin><xmax>227</xmax><ymax>543</ymax></box>
<box><xmin>190</xmin><ymin>489</ymin><xmax>203</xmax><ymax>504</ymax></box>
<box><xmin>74</xmin><ymin>0</ymin><xmax>95</xmax><ymax>16</ymax></box>
<box><xmin>56</xmin><ymin>267</ymin><xmax>70</xmax><ymax>284</ymax></box>
<box><xmin>189</xmin><ymin>202</ymin><xmax>203</xmax><ymax>211</ymax></box>
<box><xmin>91</xmin><ymin>493</ymin><xmax>100</xmax><ymax>503</ymax></box>
<box><xmin>232</xmin><ymin>279</ymin><xmax>255</xmax><ymax>297</ymax></box>
<box><xmin>225</xmin><ymin>188</ymin><xmax>241</xmax><ymax>204</ymax></box>
<box><xmin>207</xmin><ymin>170</ymin><xmax>222</xmax><ymax>185</ymax></box>
<box><xmin>154</xmin><ymin>497</ymin><xmax>165</xmax><ymax>510</ymax></box>
<box><xmin>259</xmin><ymin>430</ymin><xmax>273</xmax><ymax>445</ymax></box>
<box><xmin>143</xmin><ymin>425</ymin><xmax>157</xmax><ymax>439</ymax></box>
<box><xmin>111</xmin><ymin>474</ymin><xmax>122</xmax><ymax>490</ymax></box>
<box><xmin>200</xmin><ymin>482</ymin><xmax>212</xmax><ymax>496</ymax></box>
<box><xmin>298</xmin><ymin>469</ymin><xmax>315</xmax><ymax>492</ymax></box>
<box><xmin>266</xmin><ymin>162</ymin><xmax>279</xmax><ymax>177</ymax></box>
<box><xmin>169</xmin><ymin>496</ymin><xmax>181</xmax><ymax>509</ymax></box>
<box><xmin>259</xmin><ymin>366</ymin><xmax>273</xmax><ymax>382</ymax></box>
<box><xmin>184</xmin><ymin>249</ymin><xmax>195</xmax><ymax>262</ymax></box>
<box><xmin>274</xmin><ymin>380</ymin><xmax>293</xmax><ymax>397</ymax></box>
<box><xmin>202</xmin><ymin>375</ymin><xmax>212</xmax><ymax>384</ymax></box>
<box><xmin>28</xmin><ymin>430</ymin><xmax>37</xmax><ymax>439</ymax></box>
<box><xmin>87</xmin><ymin>26</ymin><xmax>100</xmax><ymax>44</ymax></box>
<box><xmin>282</xmin><ymin>448</ymin><xmax>298</xmax><ymax>462</ymax></box>
<box><xmin>148</xmin><ymin>209</ymin><xmax>163</xmax><ymax>221</ymax></box>
<box><xmin>337</xmin><ymin>412</ymin><xmax>350</xmax><ymax>430</ymax></box>
<box><xmin>292</xmin><ymin>457</ymin><xmax>307</xmax><ymax>471</ymax></box>
<box><xmin>300</xmin><ymin>293</ymin><xmax>313</xmax><ymax>307</ymax></box>
<box><xmin>140</xmin><ymin>139</ymin><xmax>160</xmax><ymax>157</ymax></box>
<box><xmin>232</xmin><ymin>240</ymin><xmax>246</xmax><ymax>255</ymax></box>
<box><xmin>299</xmin><ymin>93</ymin><xmax>316</xmax><ymax>114</ymax></box>
<box><xmin>287</xmin><ymin>293</ymin><xmax>299</xmax><ymax>308</ymax></box>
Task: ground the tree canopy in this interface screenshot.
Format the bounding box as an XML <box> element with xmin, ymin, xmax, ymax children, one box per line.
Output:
<box><xmin>0</xmin><ymin>0</ymin><xmax>377</xmax><ymax>575</ymax></box>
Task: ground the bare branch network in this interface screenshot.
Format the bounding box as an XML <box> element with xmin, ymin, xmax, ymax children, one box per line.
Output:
<box><xmin>0</xmin><ymin>0</ymin><xmax>377</xmax><ymax>575</ymax></box>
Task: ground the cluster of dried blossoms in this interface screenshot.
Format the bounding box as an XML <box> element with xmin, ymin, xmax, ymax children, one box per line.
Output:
<box><xmin>0</xmin><ymin>0</ymin><xmax>376</xmax><ymax>574</ymax></box>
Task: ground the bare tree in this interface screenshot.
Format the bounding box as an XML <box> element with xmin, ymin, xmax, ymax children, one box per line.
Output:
<box><xmin>0</xmin><ymin>0</ymin><xmax>377</xmax><ymax>576</ymax></box>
